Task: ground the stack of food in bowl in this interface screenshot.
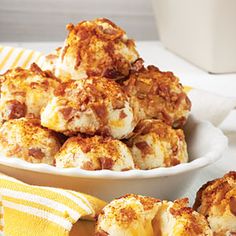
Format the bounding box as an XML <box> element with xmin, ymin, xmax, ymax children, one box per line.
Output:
<box><xmin>0</xmin><ymin>18</ymin><xmax>191</xmax><ymax>171</ymax></box>
<box><xmin>0</xmin><ymin>17</ymin><xmax>228</xmax><ymax>200</ymax></box>
<box><xmin>0</xmin><ymin>18</ymin><xmax>232</xmax><ymax>236</ymax></box>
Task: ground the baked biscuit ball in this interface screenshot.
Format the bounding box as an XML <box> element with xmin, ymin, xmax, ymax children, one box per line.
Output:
<box><xmin>0</xmin><ymin>118</ymin><xmax>61</xmax><ymax>164</ymax></box>
<box><xmin>123</xmin><ymin>65</ymin><xmax>191</xmax><ymax>128</ymax></box>
<box><xmin>95</xmin><ymin>194</ymin><xmax>161</xmax><ymax>236</ymax></box>
<box><xmin>0</xmin><ymin>63</ymin><xmax>59</xmax><ymax>123</ymax></box>
<box><xmin>127</xmin><ymin>119</ymin><xmax>188</xmax><ymax>170</ymax></box>
<box><xmin>193</xmin><ymin>171</ymin><xmax>236</xmax><ymax>236</ymax></box>
<box><xmin>153</xmin><ymin>198</ymin><xmax>213</xmax><ymax>236</ymax></box>
<box><xmin>55</xmin><ymin>135</ymin><xmax>134</xmax><ymax>171</ymax></box>
<box><xmin>95</xmin><ymin>195</ymin><xmax>212</xmax><ymax>236</ymax></box>
<box><xmin>55</xmin><ymin>18</ymin><xmax>139</xmax><ymax>82</ymax></box>
<box><xmin>41</xmin><ymin>76</ymin><xmax>136</xmax><ymax>139</ymax></box>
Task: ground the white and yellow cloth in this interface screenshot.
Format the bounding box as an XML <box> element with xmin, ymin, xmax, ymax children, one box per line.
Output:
<box><xmin>0</xmin><ymin>173</ymin><xmax>106</xmax><ymax>236</ymax></box>
<box><xmin>0</xmin><ymin>45</ymin><xmax>42</xmax><ymax>72</ymax></box>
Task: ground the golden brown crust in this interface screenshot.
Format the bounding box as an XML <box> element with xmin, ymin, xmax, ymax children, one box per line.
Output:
<box><xmin>121</xmin><ymin>194</ymin><xmax>161</xmax><ymax>211</ymax></box>
<box><xmin>193</xmin><ymin>172</ymin><xmax>236</xmax><ymax>213</ymax></box>
<box><xmin>167</xmin><ymin>198</ymin><xmax>212</xmax><ymax>235</ymax></box>
<box><xmin>193</xmin><ymin>172</ymin><xmax>236</xmax><ymax>235</ymax></box>
<box><xmin>56</xmin><ymin>18</ymin><xmax>139</xmax><ymax>81</ymax></box>
<box><xmin>126</xmin><ymin>119</ymin><xmax>188</xmax><ymax>169</ymax></box>
<box><xmin>0</xmin><ymin>64</ymin><xmax>59</xmax><ymax>123</ymax></box>
<box><xmin>41</xmin><ymin>76</ymin><xmax>135</xmax><ymax>138</ymax></box>
<box><xmin>96</xmin><ymin>194</ymin><xmax>161</xmax><ymax>235</ymax></box>
<box><xmin>55</xmin><ymin>135</ymin><xmax>134</xmax><ymax>171</ymax></box>
<box><xmin>96</xmin><ymin>194</ymin><xmax>212</xmax><ymax>236</ymax></box>
<box><xmin>123</xmin><ymin>65</ymin><xmax>191</xmax><ymax>128</ymax></box>
<box><xmin>30</xmin><ymin>63</ymin><xmax>59</xmax><ymax>80</ymax></box>
<box><xmin>132</xmin><ymin>119</ymin><xmax>185</xmax><ymax>142</ymax></box>
<box><xmin>0</xmin><ymin>118</ymin><xmax>61</xmax><ymax>164</ymax></box>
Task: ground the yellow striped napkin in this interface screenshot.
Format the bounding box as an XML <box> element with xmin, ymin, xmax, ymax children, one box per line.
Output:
<box><xmin>0</xmin><ymin>173</ymin><xmax>106</xmax><ymax>236</ymax></box>
<box><xmin>0</xmin><ymin>45</ymin><xmax>42</xmax><ymax>73</ymax></box>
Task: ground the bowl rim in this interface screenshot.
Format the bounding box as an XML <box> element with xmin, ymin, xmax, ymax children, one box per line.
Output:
<box><xmin>0</xmin><ymin>115</ymin><xmax>228</xmax><ymax>180</ymax></box>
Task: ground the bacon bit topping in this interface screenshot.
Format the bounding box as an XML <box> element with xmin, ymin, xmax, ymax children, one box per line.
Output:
<box><xmin>41</xmin><ymin>80</ymin><xmax>50</xmax><ymax>88</ymax></box>
<box><xmin>131</xmin><ymin>58</ymin><xmax>144</xmax><ymax>72</ymax></box>
<box><xmin>30</xmin><ymin>82</ymin><xmax>44</xmax><ymax>89</ymax></box>
<box><xmin>75</xmin><ymin>50</ymin><xmax>81</xmax><ymax>68</ymax></box>
<box><xmin>78</xmin><ymin>29</ymin><xmax>90</xmax><ymax>40</ymax></box>
<box><xmin>99</xmin><ymin>18</ymin><xmax>118</xmax><ymax>29</ymax></box>
<box><xmin>66</xmin><ymin>23</ymin><xmax>74</xmax><ymax>31</ymax></box>
<box><xmin>173</xmin><ymin>117</ymin><xmax>187</xmax><ymax>128</ymax></box>
<box><xmin>98</xmin><ymin>157</ymin><xmax>114</xmax><ymax>170</ymax></box>
<box><xmin>172</xmin><ymin>144</ymin><xmax>179</xmax><ymax>155</ymax></box>
<box><xmin>161</xmin><ymin>111</ymin><xmax>172</xmax><ymax>126</ymax></box>
<box><xmin>103</xmin><ymin>27</ymin><xmax>118</xmax><ymax>35</ymax></box>
<box><xmin>6</xmin><ymin>100</ymin><xmax>27</xmax><ymax>119</ymax></box>
<box><xmin>104</xmin><ymin>68</ymin><xmax>123</xmax><ymax>79</ymax></box>
<box><xmin>119</xmin><ymin>110</ymin><xmax>127</xmax><ymax>119</ymax></box>
<box><xmin>175</xmin><ymin>92</ymin><xmax>187</xmax><ymax>107</ymax></box>
<box><xmin>12</xmin><ymin>91</ymin><xmax>26</xmax><ymax>96</ymax></box>
<box><xmin>30</xmin><ymin>63</ymin><xmax>58</xmax><ymax>80</ymax></box>
<box><xmin>104</xmin><ymin>41</ymin><xmax>114</xmax><ymax>57</ymax></box>
<box><xmin>30</xmin><ymin>63</ymin><xmax>43</xmax><ymax>74</ymax></box>
<box><xmin>82</xmin><ymin>161</ymin><xmax>94</xmax><ymax>170</ymax></box>
<box><xmin>230</xmin><ymin>197</ymin><xmax>236</xmax><ymax>216</ymax></box>
<box><xmin>61</xmin><ymin>45</ymin><xmax>69</xmax><ymax>61</ymax></box>
<box><xmin>95</xmin><ymin>230</ymin><xmax>109</xmax><ymax>236</ymax></box>
<box><xmin>118</xmin><ymin>207</ymin><xmax>137</xmax><ymax>224</ymax></box>
<box><xmin>135</xmin><ymin>141</ymin><xmax>153</xmax><ymax>155</ymax></box>
<box><xmin>136</xmin><ymin>196</ymin><xmax>160</xmax><ymax>210</ymax></box>
<box><xmin>121</xmin><ymin>167</ymin><xmax>131</xmax><ymax>171</ymax></box>
<box><xmin>112</xmin><ymin>98</ymin><xmax>125</xmax><ymax>109</ymax></box>
<box><xmin>28</xmin><ymin>148</ymin><xmax>45</xmax><ymax>159</ymax></box>
<box><xmin>170</xmin><ymin>204</ymin><xmax>193</xmax><ymax>217</ymax></box>
<box><xmin>100</xmin><ymin>127</ymin><xmax>111</xmax><ymax>137</ymax></box>
<box><xmin>92</xmin><ymin>103</ymin><xmax>108</xmax><ymax>121</ymax></box>
<box><xmin>170</xmin><ymin>158</ymin><xmax>180</xmax><ymax>166</ymax></box>
<box><xmin>80</xmin><ymin>143</ymin><xmax>92</xmax><ymax>153</ymax></box>
<box><xmin>60</xmin><ymin>107</ymin><xmax>73</xmax><ymax>120</ymax></box>
<box><xmin>54</xmin><ymin>83</ymin><xmax>67</xmax><ymax>96</ymax></box>
<box><xmin>86</xmin><ymin>69</ymin><xmax>102</xmax><ymax>77</ymax></box>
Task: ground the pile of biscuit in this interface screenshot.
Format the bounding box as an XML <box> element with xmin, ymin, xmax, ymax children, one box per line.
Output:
<box><xmin>95</xmin><ymin>172</ymin><xmax>236</xmax><ymax>235</ymax></box>
<box><xmin>0</xmin><ymin>18</ymin><xmax>191</xmax><ymax>171</ymax></box>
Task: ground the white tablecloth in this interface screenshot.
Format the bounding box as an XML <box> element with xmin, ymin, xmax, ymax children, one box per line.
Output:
<box><xmin>1</xmin><ymin>41</ymin><xmax>236</xmax><ymax>203</ymax></box>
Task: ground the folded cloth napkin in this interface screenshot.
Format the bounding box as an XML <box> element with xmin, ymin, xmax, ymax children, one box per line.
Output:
<box><xmin>0</xmin><ymin>45</ymin><xmax>235</xmax><ymax>127</ymax></box>
<box><xmin>185</xmin><ymin>87</ymin><xmax>236</xmax><ymax>126</ymax></box>
<box><xmin>0</xmin><ymin>173</ymin><xmax>106</xmax><ymax>236</ymax></box>
<box><xmin>0</xmin><ymin>45</ymin><xmax>42</xmax><ymax>72</ymax></box>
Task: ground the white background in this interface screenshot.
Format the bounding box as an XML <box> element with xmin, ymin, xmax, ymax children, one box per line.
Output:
<box><xmin>0</xmin><ymin>0</ymin><xmax>158</xmax><ymax>41</ymax></box>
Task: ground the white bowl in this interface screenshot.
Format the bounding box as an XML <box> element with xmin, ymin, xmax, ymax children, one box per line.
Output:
<box><xmin>0</xmin><ymin>115</ymin><xmax>228</xmax><ymax>201</ymax></box>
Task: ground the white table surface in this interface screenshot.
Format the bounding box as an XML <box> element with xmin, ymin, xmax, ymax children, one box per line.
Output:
<box><xmin>1</xmin><ymin>41</ymin><xmax>236</xmax><ymax>203</ymax></box>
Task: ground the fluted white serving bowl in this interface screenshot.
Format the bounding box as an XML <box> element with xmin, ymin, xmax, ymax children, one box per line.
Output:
<box><xmin>0</xmin><ymin>115</ymin><xmax>228</xmax><ymax>201</ymax></box>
